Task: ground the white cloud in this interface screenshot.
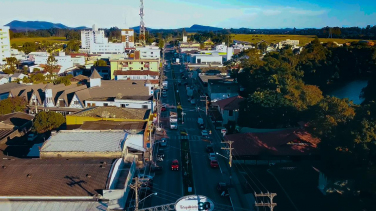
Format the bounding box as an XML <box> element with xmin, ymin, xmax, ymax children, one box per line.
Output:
<box><xmin>263</xmin><ymin>9</ymin><xmax>282</xmax><ymax>16</ymax></box>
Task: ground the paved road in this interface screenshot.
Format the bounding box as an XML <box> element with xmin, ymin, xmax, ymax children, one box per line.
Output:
<box><xmin>140</xmin><ymin>52</ymin><xmax>232</xmax><ymax>210</ymax></box>
<box><xmin>175</xmin><ymin>64</ymin><xmax>233</xmax><ymax>210</ymax></box>
<box><xmin>140</xmin><ymin>54</ymin><xmax>183</xmax><ymax>209</ymax></box>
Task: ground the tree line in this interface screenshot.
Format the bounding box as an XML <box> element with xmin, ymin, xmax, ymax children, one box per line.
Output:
<box><xmin>227</xmin><ymin>38</ymin><xmax>376</xmax><ymax>194</ymax></box>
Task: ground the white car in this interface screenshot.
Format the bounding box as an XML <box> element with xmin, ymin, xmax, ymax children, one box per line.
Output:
<box><xmin>208</xmin><ymin>153</ymin><xmax>216</xmax><ymax>161</ymax></box>
<box><xmin>201</xmin><ymin>130</ymin><xmax>209</xmax><ymax>137</ymax></box>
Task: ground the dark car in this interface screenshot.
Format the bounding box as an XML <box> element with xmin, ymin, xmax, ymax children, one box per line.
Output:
<box><xmin>210</xmin><ymin>160</ymin><xmax>219</xmax><ymax>168</ymax></box>
<box><xmin>217</xmin><ymin>182</ymin><xmax>229</xmax><ymax>196</ymax></box>
<box><xmin>157</xmin><ymin>149</ymin><xmax>165</xmax><ymax>158</ymax></box>
<box><xmin>206</xmin><ymin>145</ymin><xmax>214</xmax><ymax>153</ymax></box>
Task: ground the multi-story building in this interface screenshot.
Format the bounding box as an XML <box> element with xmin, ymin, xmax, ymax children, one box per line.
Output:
<box><xmin>135</xmin><ymin>46</ymin><xmax>160</xmax><ymax>60</ymax></box>
<box><xmin>110</xmin><ymin>57</ymin><xmax>160</xmax><ymax>79</ymax></box>
<box><xmin>122</xmin><ymin>29</ymin><xmax>135</xmax><ymax>49</ymax></box>
<box><xmin>0</xmin><ymin>26</ymin><xmax>11</xmax><ymax>64</ymax></box>
<box><xmin>81</xmin><ymin>24</ymin><xmax>135</xmax><ymax>55</ymax></box>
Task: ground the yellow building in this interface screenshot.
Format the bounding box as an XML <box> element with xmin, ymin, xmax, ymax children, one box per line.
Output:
<box><xmin>110</xmin><ymin>58</ymin><xmax>160</xmax><ymax>80</ymax></box>
<box><xmin>66</xmin><ymin>106</ymin><xmax>151</xmax><ymax>125</ymax></box>
<box><xmin>204</xmin><ymin>38</ymin><xmax>214</xmax><ymax>48</ymax></box>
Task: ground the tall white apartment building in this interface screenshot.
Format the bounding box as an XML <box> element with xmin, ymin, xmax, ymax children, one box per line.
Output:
<box><xmin>34</xmin><ymin>51</ymin><xmax>73</xmax><ymax>74</ymax></box>
<box><xmin>135</xmin><ymin>46</ymin><xmax>160</xmax><ymax>60</ymax></box>
<box><xmin>81</xmin><ymin>24</ymin><xmax>135</xmax><ymax>54</ymax></box>
<box><xmin>0</xmin><ymin>26</ymin><xmax>11</xmax><ymax>64</ymax></box>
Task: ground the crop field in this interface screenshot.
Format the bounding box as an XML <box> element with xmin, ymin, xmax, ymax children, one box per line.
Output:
<box><xmin>10</xmin><ymin>37</ymin><xmax>69</xmax><ymax>46</ymax></box>
<box><xmin>232</xmin><ymin>34</ymin><xmax>370</xmax><ymax>46</ymax></box>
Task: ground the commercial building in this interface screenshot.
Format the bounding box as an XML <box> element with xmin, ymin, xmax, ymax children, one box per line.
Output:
<box><xmin>81</xmin><ymin>24</ymin><xmax>134</xmax><ymax>54</ymax></box>
<box><xmin>277</xmin><ymin>39</ymin><xmax>300</xmax><ymax>49</ymax></box>
<box><xmin>135</xmin><ymin>46</ymin><xmax>160</xmax><ymax>60</ymax></box>
<box><xmin>207</xmin><ymin>79</ymin><xmax>239</xmax><ymax>102</ymax></box>
<box><xmin>0</xmin><ymin>26</ymin><xmax>11</xmax><ymax>65</ymax></box>
<box><xmin>179</xmin><ymin>35</ymin><xmax>200</xmax><ymax>52</ymax></box>
<box><xmin>110</xmin><ymin>58</ymin><xmax>160</xmax><ymax>79</ymax></box>
<box><xmin>114</xmin><ymin>70</ymin><xmax>159</xmax><ymax>80</ymax></box>
<box><xmin>85</xmin><ymin>95</ymin><xmax>154</xmax><ymax>109</ymax></box>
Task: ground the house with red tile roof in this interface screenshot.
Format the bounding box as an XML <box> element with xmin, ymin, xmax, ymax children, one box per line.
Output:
<box><xmin>224</xmin><ymin>128</ymin><xmax>320</xmax><ymax>165</ymax></box>
<box><xmin>215</xmin><ymin>95</ymin><xmax>245</xmax><ymax>125</ymax></box>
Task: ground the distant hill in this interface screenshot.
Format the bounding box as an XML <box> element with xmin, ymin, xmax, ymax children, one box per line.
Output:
<box><xmin>5</xmin><ymin>20</ymin><xmax>89</xmax><ymax>31</ymax></box>
<box><xmin>131</xmin><ymin>24</ymin><xmax>223</xmax><ymax>32</ymax></box>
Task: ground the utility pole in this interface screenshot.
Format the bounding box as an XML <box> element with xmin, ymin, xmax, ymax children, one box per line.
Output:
<box><xmin>254</xmin><ymin>192</ymin><xmax>277</xmax><ymax>211</ymax></box>
<box><xmin>129</xmin><ymin>177</ymin><xmax>141</xmax><ymax>211</ymax></box>
<box><xmin>221</xmin><ymin>140</ymin><xmax>233</xmax><ymax>185</ymax></box>
<box><xmin>200</xmin><ymin>95</ymin><xmax>208</xmax><ymax>116</ymax></box>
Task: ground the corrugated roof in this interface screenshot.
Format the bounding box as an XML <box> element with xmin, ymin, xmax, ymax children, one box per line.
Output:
<box><xmin>0</xmin><ymin>201</ymin><xmax>108</xmax><ymax>211</ymax></box>
<box><xmin>0</xmin><ymin>158</ymin><xmax>114</xmax><ymax>196</ymax></box>
<box><xmin>41</xmin><ymin>130</ymin><xmax>127</xmax><ymax>153</ymax></box>
<box><xmin>90</xmin><ymin>69</ymin><xmax>102</xmax><ymax>79</ymax></box>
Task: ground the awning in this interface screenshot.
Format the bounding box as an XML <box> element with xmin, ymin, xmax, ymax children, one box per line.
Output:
<box><xmin>126</xmin><ymin>135</ymin><xmax>146</xmax><ymax>152</ymax></box>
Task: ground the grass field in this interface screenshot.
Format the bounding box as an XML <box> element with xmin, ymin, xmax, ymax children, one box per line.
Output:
<box><xmin>10</xmin><ymin>37</ymin><xmax>68</xmax><ymax>46</ymax></box>
<box><xmin>232</xmin><ymin>34</ymin><xmax>371</xmax><ymax>46</ymax></box>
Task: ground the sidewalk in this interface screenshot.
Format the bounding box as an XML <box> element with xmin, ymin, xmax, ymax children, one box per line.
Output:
<box><xmin>204</xmin><ymin>111</ymin><xmax>255</xmax><ymax>211</ymax></box>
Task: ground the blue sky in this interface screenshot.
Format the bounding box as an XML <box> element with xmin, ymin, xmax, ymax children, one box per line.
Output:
<box><xmin>0</xmin><ymin>0</ymin><xmax>375</xmax><ymax>29</ymax></box>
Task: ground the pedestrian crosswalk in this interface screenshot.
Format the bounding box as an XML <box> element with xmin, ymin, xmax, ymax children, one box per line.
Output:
<box><xmin>174</xmin><ymin>135</ymin><xmax>202</xmax><ymax>140</ymax></box>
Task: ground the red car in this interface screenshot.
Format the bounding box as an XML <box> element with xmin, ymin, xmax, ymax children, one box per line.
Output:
<box><xmin>210</xmin><ymin>160</ymin><xmax>219</xmax><ymax>168</ymax></box>
<box><xmin>161</xmin><ymin>106</ymin><xmax>166</xmax><ymax>112</ymax></box>
<box><xmin>171</xmin><ymin>159</ymin><xmax>179</xmax><ymax>170</ymax></box>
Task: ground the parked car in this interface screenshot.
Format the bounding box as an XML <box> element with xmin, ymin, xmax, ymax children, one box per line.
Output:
<box><xmin>171</xmin><ymin>159</ymin><xmax>179</xmax><ymax>170</ymax></box>
<box><xmin>210</xmin><ymin>160</ymin><xmax>219</xmax><ymax>168</ymax></box>
<box><xmin>161</xmin><ymin>106</ymin><xmax>167</xmax><ymax>112</ymax></box>
<box><xmin>157</xmin><ymin>149</ymin><xmax>165</xmax><ymax>158</ymax></box>
<box><xmin>206</xmin><ymin>145</ymin><xmax>214</xmax><ymax>153</ymax></box>
<box><xmin>159</xmin><ymin>138</ymin><xmax>167</xmax><ymax>147</ymax></box>
<box><xmin>27</xmin><ymin>133</ymin><xmax>37</xmax><ymax>141</ymax></box>
<box><xmin>201</xmin><ymin>130</ymin><xmax>209</xmax><ymax>137</ymax></box>
<box><xmin>180</xmin><ymin>129</ymin><xmax>188</xmax><ymax>136</ymax></box>
<box><xmin>216</xmin><ymin>182</ymin><xmax>229</xmax><ymax>196</ymax></box>
<box><xmin>208</xmin><ymin>153</ymin><xmax>216</xmax><ymax>161</ymax></box>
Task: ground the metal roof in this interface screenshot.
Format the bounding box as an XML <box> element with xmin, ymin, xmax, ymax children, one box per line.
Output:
<box><xmin>0</xmin><ymin>201</ymin><xmax>108</xmax><ymax>211</ymax></box>
<box><xmin>41</xmin><ymin>130</ymin><xmax>127</xmax><ymax>152</ymax></box>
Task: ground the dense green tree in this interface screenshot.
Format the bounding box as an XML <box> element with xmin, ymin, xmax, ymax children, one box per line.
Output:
<box><xmin>22</xmin><ymin>42</ymin><xmax>37</xmax><ymax>54</ymax></box>
<box><xmin>54</xmin><ymin>75</ymin><xmax>72</xmax><ymax>86</ymax></box>
<box><xmin>3</xmin><ymin>57</ymin><xmax>19</xmax><ymax>74</ymax></box>
<box><xmin>22</xmin><ymin>76</ymin><xmax>31</xmax><ymax>84</ymax></box>
<box><xmin>0</xmin><ymin>97</ymin><xmax>27</xmax><ymax>115</ymax></box>
<box><xmin>94</xmin><ymin>59</ymin><xmax>107</xmax><ymax>66</ymax></box>
<box><xmin>65</xmin><ymin>40</ymin><xmax>80</xmax><ymax>52</ymax></box>
<box><xmin>32</xmin><ymin>111</ymin><xmax>65</xmax><ymax>133</ymax></box>
<box><xmin>30</xmin><ymin>73</ymin><xmax>46</xmax><ymax>83</ymax></box>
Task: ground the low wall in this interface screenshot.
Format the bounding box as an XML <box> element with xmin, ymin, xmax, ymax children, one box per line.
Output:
<box><xmin>40</xmin><ymin>151</ymin><xmax>122</xmax><ymax>159</ymax></box>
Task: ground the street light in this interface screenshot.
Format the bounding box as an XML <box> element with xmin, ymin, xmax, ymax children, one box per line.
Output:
<box><xmin>181</xmin><ymin>111</ymin><xmax>185</xmax><ymax>124</ymax></box>
<box><xmin>138</xmin><ymin>192</ymin><xmax>157</xmax><ymax>204</ymax></box>
<box><xmin>216</xmin><ymin>152</ymin><xmax>232</xmax><ymax>186</ymax></box>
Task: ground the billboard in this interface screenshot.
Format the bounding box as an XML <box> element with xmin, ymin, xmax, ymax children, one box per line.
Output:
<box><xmin>175</xmin><ymin>195</ymin><xmax>214</xmax><ymax>211</ymax></box>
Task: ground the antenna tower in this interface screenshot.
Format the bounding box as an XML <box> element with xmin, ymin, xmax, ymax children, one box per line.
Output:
<box><xmin>139</xmin><ymin>0</ymin><xmax>146</xmax><ymax>46</ymax></box>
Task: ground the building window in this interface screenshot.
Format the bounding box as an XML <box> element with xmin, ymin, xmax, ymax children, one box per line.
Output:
<box><xmin>121</xmin><ymin>104</ymin><xmax>126</xmax><ymax>108</ymax></box>
<box><xmin>74</xmin><ymin>101</ymin><xmax>80</xmax><ymax>105</ymax></box>
<box><xmin>229</xmin><ymin>110</ymin><xmax>233</xmax><ymax>116</ymax></box>
<box><xmin>142</xmin><ymin>105</ymin><xmax>148</xmax><ymax>109</ymax></box>
<box><xmin>104</xmin><ymin>103</ymin><xmax>108</xmax><ymax>107</ymax></box>
<box><xmin>87</xmin><ymin>103</ymin><xmax>91</xmax><ymax>107</ymax></box>
<box><xmin>92</xmin><ymin>103</ymin><xmax>96</xmax><ymax>106</ymax></box>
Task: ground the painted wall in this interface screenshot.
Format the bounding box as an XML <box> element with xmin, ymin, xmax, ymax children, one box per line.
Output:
<box><xmin>66</xmin><ymin>115</ymin><xmax>147</xmax><ymax>125</ymax></box>
<box><xmin>69</xmin><ymin>94</ymin><xmax>84</xmax><ymax>108</ymax></box>
<box><xmin>85</xmin><ymin>99</ymin><xmax>152</xmax><ymax>109</ymax></box>
<box><xmin>110</xmin><ymin>60</ymin><xmax>160</xmax><ymax>79</ymax></box>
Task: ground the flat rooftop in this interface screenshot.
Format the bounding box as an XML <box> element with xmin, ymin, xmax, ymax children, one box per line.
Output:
<box><xmin>41</xmin><ymin>130</ymin><xmax>127</xmax><ymax>153</ymax></box>
<box><xmin>70</xmin><ymin>106</ymin><xmax>150</xmax><ymax>120</ymax></box>
<box><xmin>0</xmin><ymin>158</ymin><xmax>115</xmax><ymax>196</ymax></box>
